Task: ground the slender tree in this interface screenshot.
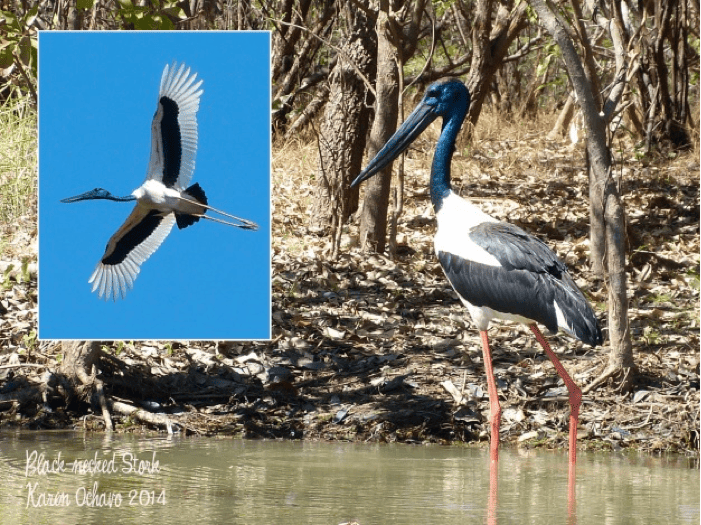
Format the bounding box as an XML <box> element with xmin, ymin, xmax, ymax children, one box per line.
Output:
<box><xmin>356</xmin><ymin>4</ymin><xmax>400</xmax><ymax>253</ymax></box>
<box><xmin>531</xmin><ymin>0</ymin><xmax>635</xmax><ymax>389</ymax></box>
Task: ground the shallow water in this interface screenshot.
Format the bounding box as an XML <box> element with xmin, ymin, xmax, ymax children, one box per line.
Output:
<box><xmin>0</xmin><ymin>431</ymin><xmax>697</xmax><ymax>524</ymax></box>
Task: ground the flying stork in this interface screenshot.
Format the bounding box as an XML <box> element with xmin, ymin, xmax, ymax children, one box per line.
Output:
<box><xmin>351</xmin><ymin>78</ymin><xmax>603</xmax><ymax>467</ymax></box>
<box><xmin>61</xmin><ymin>61</ymin><xmax>258</xmax><ymax>301</ymax></box>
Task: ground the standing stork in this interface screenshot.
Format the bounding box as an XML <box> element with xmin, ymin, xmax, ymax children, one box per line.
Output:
<box><xmin>351</xmin><ymin>79</ymin><xmax>603</xmax><ymax>467</ymax></box>
<box><xmin>61</xmin><ymin>62</ymin><xmax>258</xmax><ymax>301</ymax></box>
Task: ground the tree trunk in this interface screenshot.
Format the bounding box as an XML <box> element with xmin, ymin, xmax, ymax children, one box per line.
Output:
<box><xmin>464</xmin><ymin>1</ymin><xmax>529</xmax><ymax>128</ymax></box>
<box><xmin>632</xmin><ymin>0</ymin><xmax>690</xmax><ymax>149</ymax></box>
<box><xmin>60</xmin><ymin>340</ymin><xmax>113</xmax><ymax>430</ymax></box>
<box><xmin>271</xmin><ymin>0</ymin><xmax>312</xmax><ymax>81</ymax></box>
<box><xmin>588</xmin><ymin>149</ymin><xmax>607</xmax><ymax>275</ymax></box>
<box><xmin>310</xmin><ymin>7</ymin><xmax>377</xmax><ymax>252</ymax></box>
<box><xmin>531</xmin><ymin>0</ymin><xmax>635</xmax><ymax>389</ymax></box>
<box><xmin>60</xmin><ymin>340</ymin><xmax>102</xmax><ymax>391</ymax></box>
<box><xmin>547</xmin><ymin>92</ymin><xmax>576</xmax><ymax>140</ymax></box>
<box><xmin>357</xmin><ymin>8</ymin><xmax>399</xmax><ymax>253</ymax></box>
<box><xmin>272</xmin><ymin>3</ymin><xmax>334</xmax><ymax>132</ymax></box>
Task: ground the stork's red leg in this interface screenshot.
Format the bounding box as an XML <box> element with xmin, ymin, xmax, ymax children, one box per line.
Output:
<box><xmin>529</xmin><ymin>324</ymin><xmax>581</xmax><ymax>467</ymax></box>
<box><xmin>487</xmin><ymin>448</ymin><xmax>498</xmax><ymax>525</ymax></box>
<box><xmin>480</xmin><ymin>330</ymin><xmax>501</xmax><ymax>463</ymax></box>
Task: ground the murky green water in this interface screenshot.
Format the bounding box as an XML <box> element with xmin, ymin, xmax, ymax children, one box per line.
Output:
<box><xmin>0</xmin><ymin>432</ymin><xmax>697</xmax><ymax>524</ymax></box>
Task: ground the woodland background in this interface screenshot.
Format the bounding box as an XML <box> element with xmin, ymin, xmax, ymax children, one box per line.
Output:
<box><xmin>0</xmin><ymin>0</ymin><xmax>698</xmax><ymax>453</ymax></box>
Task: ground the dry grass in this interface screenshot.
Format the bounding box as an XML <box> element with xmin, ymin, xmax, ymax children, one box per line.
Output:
<box><xmin>272</xmin><ymin>135</ymin><xmax>322</xmax><ymax>258</ymax></box>
<box><xmin>0</xmin><ymin>95</ymin><xmax>37</xmax><ymax>259</ymax></box>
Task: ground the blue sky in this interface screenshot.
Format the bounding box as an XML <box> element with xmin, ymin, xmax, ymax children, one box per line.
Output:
<box><xmin>39</xmin><ymin>32</ymin><xmax>271</xmax><ymax>340</ymax></box>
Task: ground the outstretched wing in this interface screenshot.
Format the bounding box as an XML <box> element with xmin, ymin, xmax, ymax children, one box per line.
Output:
<box><xmin>89</xmin><ymin>206</ymin><xmax>176</xmax><ymax>300</ymax></box>
<box><xmin>145</xmin><ymin>62</ymin><xmax>204</xmax><ymax>189</ymax></box>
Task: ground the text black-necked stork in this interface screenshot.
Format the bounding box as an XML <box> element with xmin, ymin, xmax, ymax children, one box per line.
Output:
<box><xmin>61</xmin><ymin>62</ymin><xmax>258</xmax><ymax>301</ymax></box>
<box><xmin>351</xmin><ymin>78</ymin><xmax>603</xmax><ymax>467</ymax></box>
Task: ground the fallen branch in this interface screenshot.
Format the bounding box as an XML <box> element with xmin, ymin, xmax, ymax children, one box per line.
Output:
<box><xmin>0</xmin><ymin>363</ymin><xmax>51</xmax><ymax>370</ymax></box>
<box><xmin>441</xmin><ymin>380</ymin><xmax>467</xmax><ymax>405</ymax></box>
<box><xmin>94</xmin><ymin>377</ymin><xmax>113</xmax><ymax>432</ymax></box>
<box><xmin>110</xmin><ymin>400</ymin><xmax>176</xmax><ymax>434</ymax></box>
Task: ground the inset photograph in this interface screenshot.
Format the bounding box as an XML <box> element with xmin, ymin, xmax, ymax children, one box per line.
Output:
<box><xmin>39</xmin><ymin>31</ymin><xmax>271</xmax><ymax>340</ymax></box>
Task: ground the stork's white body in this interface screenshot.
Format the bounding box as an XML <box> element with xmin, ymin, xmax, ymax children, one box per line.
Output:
<box><xmin>132</xmin><ymin>179</ymin><xmax>205</xmax><ymax>216</ymax></box>
<box><xmin>434</xmin><ymin>191</ymin><xmax>583</xmax><ymax>337</ymax></box>
<box><xmin>433</xmin><ymin>191</ymin><xmax>500</xmax><ymax>266</ymax></box>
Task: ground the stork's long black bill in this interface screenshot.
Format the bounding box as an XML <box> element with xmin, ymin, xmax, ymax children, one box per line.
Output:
<box><xmin>350</xmin><ymin>102</ymin><xmax>439</xmax><ymax>188</ymax></box>
<box><xmin>60</xmin><ymin>195</ymin><xmax>86</xmax><ymax>203</ymax></box>
<box><xmin>60</xmin><ymin>188</ymin><xmax>134</xmax><ymax>203</ymax></box>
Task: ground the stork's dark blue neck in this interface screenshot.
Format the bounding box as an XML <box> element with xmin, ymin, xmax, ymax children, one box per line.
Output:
<box><xmin>108</xmin><ymin>195</ymin><xmax>136</xmax><ymax>202</ymax></box>
<box><xmin>430</xmin><ymin>110</ymin><xmax>464</xmax><ymax>213</ymax></box>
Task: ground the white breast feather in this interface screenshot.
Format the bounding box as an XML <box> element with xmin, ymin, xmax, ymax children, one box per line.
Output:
<box><xmin>434</xmin><ymin>191</ymin><xmax>502</xmax><ymax>267</ymax></box>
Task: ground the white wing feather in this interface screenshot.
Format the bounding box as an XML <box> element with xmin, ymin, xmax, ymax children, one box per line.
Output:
<box><xmin>89</xmin><ymin>207</ymin><xmax>176</xmax><ymax>300</ymax></box>
<box><xmin>146</xmin><ymin>61</ymin><xmax>204</xmax><ymax>189</ymax></box>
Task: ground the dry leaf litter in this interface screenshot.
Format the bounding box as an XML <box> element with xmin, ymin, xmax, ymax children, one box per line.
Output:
<box><xmin>1</xmin><ymin>122</ymin><xmax>698</xmax><ymax>457</ymax></box>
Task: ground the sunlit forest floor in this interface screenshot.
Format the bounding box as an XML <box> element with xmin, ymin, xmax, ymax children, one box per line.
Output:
<box><xmin>2</xmin><ymin>108</ymin><xmax>699</xmax><ymax>456</ymax></box>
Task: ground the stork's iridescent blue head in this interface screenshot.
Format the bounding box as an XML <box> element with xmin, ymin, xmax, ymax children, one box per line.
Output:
<box><xmin>351</xmin><ymin>79</ymin><xmax>471</xmax><ymax>209</ymax></box>
<box><xmin>60</xmin><ymin>188</ymin><xmax>135</xmax><ymax>203</ymax></box>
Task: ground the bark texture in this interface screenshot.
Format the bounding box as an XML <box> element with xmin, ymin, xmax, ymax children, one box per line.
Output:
<box><xmin>311</xmin><ymin>8</ymin><xmax>377</xmax><ymax>251</ymax></box>
<box><xmin>465</xmin><ymin>1</ymin><xmax>529</xmax><ymax>129</ymax></box>
<box><xmin>357</xmin><ymin>9</ymin><xmax>400</xmax><ymax>253</ymax></box>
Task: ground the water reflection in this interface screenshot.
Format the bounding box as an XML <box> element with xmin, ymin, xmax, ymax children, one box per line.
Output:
<box><xmin>0</xmin><ymin>432</ymin><xmax>697</xmax><ymax>525</ymax></box>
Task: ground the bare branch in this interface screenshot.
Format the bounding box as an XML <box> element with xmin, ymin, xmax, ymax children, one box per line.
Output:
<box><xmin>268</xmin><ymin>16</ymin><xmax>377</xmax><ymax>98</ymax></box>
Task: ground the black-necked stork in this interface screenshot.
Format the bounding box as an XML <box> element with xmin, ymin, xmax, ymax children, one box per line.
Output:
<box><xmin>351</xmin><ymin>78</ymin><xmax>603</xmax><ymax>467</ymax></box>
<box><xmin>61</xmin><ymin>62</ymin><xmax>258</xmax><ymax>301</ymax></box>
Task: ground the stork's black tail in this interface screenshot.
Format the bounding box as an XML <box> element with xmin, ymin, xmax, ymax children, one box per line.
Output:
<box><xmin>176</xmin><ymin>183</ymin><xmax>208</xmax><ymax>229</ymax></box>
<box><xmin>550</xmin><ymin>272</ymin><xmax>604</xmax><ymax>347</ymax></box>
